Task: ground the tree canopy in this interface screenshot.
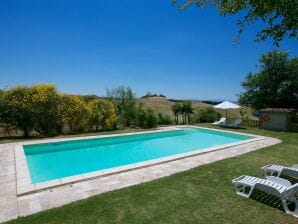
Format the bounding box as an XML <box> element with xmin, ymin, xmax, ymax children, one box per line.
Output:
<box><xmin>106</xmin><ymin>86</ymin><xmax>137</xmax><ymax>127</ymax></box>
<box><xmin>239</xmin><ymin>50</ymin><xmax>298</xmax><ymax>109</ymax></box>
<box><xmin>172</xmin><ymin>0</ymin><xmax>298</xmax><ymax>45</ymax></box>
<box><xmin>0</xmin><ymin>84</ymin><xmax>119</xmax><ymax>137</ymax></box>
<box><xmin>0</xmin><ymin>84</ymin><xmax>61</xmax><ymax>136</ymax></box>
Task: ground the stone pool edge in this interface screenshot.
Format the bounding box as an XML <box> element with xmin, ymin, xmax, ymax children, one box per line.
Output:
<box><xmin>15</xmin><ymin>125</ymin><xmax>264</xmax><ymax>196</ymax></box>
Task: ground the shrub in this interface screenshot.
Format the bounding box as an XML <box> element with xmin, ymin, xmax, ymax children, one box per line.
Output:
<box><xmin>0</xmin><ymin>84</ymin><xmax>61</xmax><ymax>136</ymax></box>
<box><xmin>86</xmin><ymin>99</ymin><xmax>117</xmax><ymax>131</ymax></box>
<box><xmin>135</xmin><ymin>105</ymin><xmax>158</xmax><ymax>129</ymax></box>
<box><xmin>0</xmin><ymin>86</ymin><xmax>34</xmax><ymax>136</ymax></box>
<box><xmin>157</xmin><ymin>113</ymin><xmax>173</xmax><ymax>125</ymax></box>
<box><xmin>193</xmin><ymin>107</ymin><xmax>220</xmax><ymax>123</ymax></box>
<box><xmin>30</xmin><ymin>84</ymin><xmax>61</xmax><ymax>135</ymax></box>
<box><xmin>58</xmin><ymin>95</ymin><xmax>88</xmax><ymax>133</ymax></box>
<box><xmin>145</xmin><ymin>108</ymin><xmax>157</xmax><ymax>128</ymax></box>
<box><xmin>135</xmin><ymin>104</ymin><xmax>147</xmax><ymax>128</ymax></box>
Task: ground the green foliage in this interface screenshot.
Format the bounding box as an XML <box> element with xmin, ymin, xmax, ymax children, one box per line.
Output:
<box><xmin>144</xmin><ymin>108</ymin><xmax>158</xmax><ymax>128</ymax></box>
<box><xmin>0</xmin><ymin>84</ymin><xmax>61</xmax><ymax>136</ymax></box>
<box><xmin>171</xmin><ymin>101</ymin><xmax>193</xmax><ymax>124</ymax></box>
<box><xmin>141</xmin><ymin>92</ymin><xmax>166</xmax><ymax>98</ymax></box>
<box><xmin>58</xmin><ymin>95</ymin><xmax>88</xmax><ymax>133</ymax></box>
<box><xmin>173</xmin><ymin>0</ymin><xmax>298</xmax><ymax>45</ymax></box>
<box><xmin>106</xmin><ymin>86</ymin><xmax>137</xmax><ymax>127</ymax></box>
<box><xmin>239</xmin><ymin>106</ymin><xmax>249</xmax><ymax>120</ymax></box>
<box><xmin>86</xmin><ymin>99</ymin><xmax>117</xmax><ymax>131</ymax></box>
<box><xmin>0</xmin><ymin>85</ymin><xmax>34</xmax><ymax>137</ymax></box>
<box><xmin>135</xmin><ymin>104</ymin><xmax>158</xmax><ymax>128</ymax></box>
<box><xmin>30</xmin><ymin>84</ymin><xmax>61</xmax><ymax>135</ymax></box>
<box><xmin>157</xmin><ymin>113</ymin><xmax>173</xmax><ymax>125</ymax></box>
<box><xmin>0</xmin><ymin>84</ymin><xmax>173</xmax><ymax>137</ymax></box>
<box><xmin>239</xmin><ymin>51</ymin><xmax>298</xmax><ymax>109</ymax></box>
<box><xmin>192</xmin><ymin>107</ymin><xmax>220</xmax><ymax>123</ymax></box>
<box><xmin>181</xmin><ymin>101</ymin><xmax>193</xmax><ymax>124</ymax></box>
<box><xmin>135</xmin><ymin>103</ymin><xmax>147</xmax><ymax>128</ymax></box>
<box><xmin>171</xmin><ymin>102</ymin><xmax>181</xmax><ymax>124</ymax></box>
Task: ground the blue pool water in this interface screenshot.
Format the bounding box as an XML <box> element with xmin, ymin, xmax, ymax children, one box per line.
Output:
<box><xmin>24</xmin><ymin>128</ymin><xmax>253</xmax><ymax>183</ymax></box>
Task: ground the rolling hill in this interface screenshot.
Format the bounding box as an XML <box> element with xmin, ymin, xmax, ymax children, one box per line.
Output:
<box><xmin>139</xmin><ymin>97</ymin><xmax>256</xmax><ymax>120</ymax></box>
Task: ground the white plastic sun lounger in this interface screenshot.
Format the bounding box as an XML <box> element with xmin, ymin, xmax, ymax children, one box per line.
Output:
<box><xmin>232</xmin><ymin>175</ymin><xmax>298</xmax><ymax>217</ymax></box>
<box><xmin>211</xmin><ymin>117</ymin><xmax>226</xmax><ymax>125</ymax></box>
<box><xmin>262</xmin><ymin>164</ymin><xmax>298</xmax><ymax>179</ymax></box>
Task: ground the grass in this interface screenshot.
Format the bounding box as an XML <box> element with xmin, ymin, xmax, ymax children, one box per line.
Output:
<box><xmin>5</xmin><ymin>125</ymin><xmax>298</xmax><ymax>224</ymax></box>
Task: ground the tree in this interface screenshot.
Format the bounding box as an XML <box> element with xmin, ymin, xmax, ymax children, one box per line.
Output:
<box><xmin>0</xmin><ymin>86</ymin><xmax>34</xmax><ymax>137</ymax></box>
<box><xmin>172</xmin><ymin>0</ymin><xmax>298</xmax><ymax>45</ymax></box>
<box><xmin>58</xmin><ymin>95</ymin><xmax>88</xmax><ymax>132</ymax></box>
<box><xmin>181</xmin><ymin>101</ymin><xmax>193</xmax><ymax>124</ymax></box>
<box><xmin>86</xmin><ymin>99</ymin><xmax>117</xmax><ymax>131</ymax></box>
<box><xmin>106</xmin><ymin>86</ymin><xmax>137</xmax><ymax>127</ymax></box>
<box><xmin>239</xmin><ymin>51</ymin><xmax>298</xmax><ymax>109</ymax></box>
<box><xmin>171</xmin><ymin>102</ymin><xmax>181</xmax><ymax>124</ymax></box>
<box><xmin>0</xmin><ymin>84</ymin><xmax>61</xmax><ymax>136</ymax></box>
<box><xmin>30</xmin><ymin>84</ymin><xmax>61</xmax><ymax>135</ymax></box>
<box><xmin>142</xmin><ymin>92</ymin><xmax>152</xmax><ymax>98</ymax></box>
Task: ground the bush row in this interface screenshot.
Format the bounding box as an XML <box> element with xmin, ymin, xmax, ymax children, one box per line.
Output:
<box><xmin>191</xmin><ymin>107</ymin><xmax>221</xmax><ymax>123</ymax></box>
<box><xmin>0</xmin><ymin>84</ymin><xmax>117</xmax><ymax>137</ymax></box>
<box><xmin>0</xmin><ymin>84</ymin><xmax>174</xmax><ymax>137</ymax></box>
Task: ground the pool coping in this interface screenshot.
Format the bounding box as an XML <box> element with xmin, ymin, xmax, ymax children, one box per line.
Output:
<box><xmin>15</xmin><ymin>125</ymin><xmax>264</xmax><ymax>196</ymax></box>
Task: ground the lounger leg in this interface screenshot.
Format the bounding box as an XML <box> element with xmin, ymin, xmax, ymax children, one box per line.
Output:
<box><xmin>281</xmin><ymin>199</ymin><xmax>298</xmax><ymax>218</ymax></box>
<box><xmin>247</xmin><ymin>185</ymin><xmax>254</xmax><ymax>197</ymax></box>
<box><xmin>234</xmin><ymin>183</ymin><xmax>251</xmax><ymax>198</ymax></box>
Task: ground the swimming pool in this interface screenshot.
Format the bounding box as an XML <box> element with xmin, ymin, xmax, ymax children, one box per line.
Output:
<box><xmin>23</xmin><ymin>127</ymin><xmax>254</xmax><ymax>184</ymax></box>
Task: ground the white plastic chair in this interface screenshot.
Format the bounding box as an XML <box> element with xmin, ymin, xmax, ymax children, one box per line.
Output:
<box><xmin>211</xmin><ymin>117</ymin><xmax>226</xmax><ymax>125</ymax></box>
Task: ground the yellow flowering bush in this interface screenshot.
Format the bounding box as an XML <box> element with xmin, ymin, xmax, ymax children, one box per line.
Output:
<box><xmin>86</xmin><ymin>99</ymin><xmax>117</xmax><ymax>131</ymax></box>
<box><xmin>58</xmin><ymin>95</ymin><xmax>89</xmax><ymax>132</ymax></box>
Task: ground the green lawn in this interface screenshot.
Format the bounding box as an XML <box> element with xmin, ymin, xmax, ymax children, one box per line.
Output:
<box><xmin>6</xmin><ymin>125</ymin><xmax>298</xmax><ymax>224</ymax></box>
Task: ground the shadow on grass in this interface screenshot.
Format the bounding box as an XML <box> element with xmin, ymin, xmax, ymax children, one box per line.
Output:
<box><xmin>280</xmin><ymin>175</ymin><xmax>298</xmax><ymax>185</ymax></box>
<box><xmin>250</xmin><ymin>189</ymin><xmax>296</xmax><ymax>213</ymax></box>
<box><xmin>250</xmin><ymin>189</ymin><xmax>284</xmax><ymax>211</ymax></box>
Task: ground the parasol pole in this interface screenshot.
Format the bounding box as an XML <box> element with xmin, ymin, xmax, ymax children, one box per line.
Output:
<box><xmin>226</xmin><ymin>109</ymin><xmax>227</xmax><ymax>127</ymax></box>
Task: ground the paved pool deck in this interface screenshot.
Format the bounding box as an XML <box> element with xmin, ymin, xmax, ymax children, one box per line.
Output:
<box><xmin>0</xmin><ymin>127</ymin><xmax>281</xmax><ymax>223</ymax></box>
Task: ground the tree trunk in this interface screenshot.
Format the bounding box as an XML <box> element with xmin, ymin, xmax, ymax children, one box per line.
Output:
<box><xmin>23</xmin><ymin>128</ymin><xmax>29</xmax><ymax>138</ymax></box>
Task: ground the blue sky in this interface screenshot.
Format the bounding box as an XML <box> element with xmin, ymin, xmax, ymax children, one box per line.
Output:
<box><xmin>0</xmin><ymin>0</ymin><xmax>297</xmax><ymax>100</ymax></box>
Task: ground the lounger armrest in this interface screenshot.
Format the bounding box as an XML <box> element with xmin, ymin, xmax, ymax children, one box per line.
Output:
<box><xmin>232</xmin><ymin>175</ymin><xmax>246</xmax><ymax>183</ymax></box>
<box><xmin>261</xmin><ymin>164</ymin><xmax>273</xmax><ymax>170</ymax></box>
<box><xmin>266</xmin><ymin>176</ymin><xmax>292</xmax><ymax>187</ymax></box>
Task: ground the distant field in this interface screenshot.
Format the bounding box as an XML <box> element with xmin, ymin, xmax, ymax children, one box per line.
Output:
<box><xmin>139</xmin><ymin>97</ymin><xmax>257</xmax><ymax>120</ymax></box>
